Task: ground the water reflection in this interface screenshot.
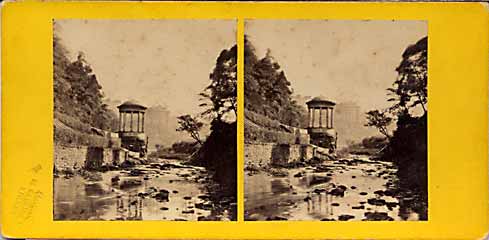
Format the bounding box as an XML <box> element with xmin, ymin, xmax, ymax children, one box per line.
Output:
<box><xmin>85</xmin><ymin>183</ymin><xmax>105</xmax><ymax>196</ymax></box>
<box><xmin>270</xmin><ymin>179</ymin><xmax>290</xmax><ymax>194</ymax></box>
<box><xmin>304</xmin><ymin>193</ymin><xmax>334</xmax><ymax>218</ymax></box>
<box><xmin>54</xmin><ymin>159</ymin><xmax>233</xmax><ymax>221</ymax></box>
<box><xmin>244</xmin><ymin>155</ymin><xmax>420</xmax><ymax>221</ymax></box>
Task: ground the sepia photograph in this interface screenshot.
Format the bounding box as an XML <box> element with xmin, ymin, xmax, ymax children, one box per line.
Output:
<box><xmin>53</xmin><ymin>20</ymin><xmax>237</xmax><ymax>221</ymax></box>
<box><xmin>244</xmin><ymin>20</ymin><xmax>427</xmax><ymax>221</ymax></box>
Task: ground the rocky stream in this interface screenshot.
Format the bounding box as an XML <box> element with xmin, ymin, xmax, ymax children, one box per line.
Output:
<box><xmin>244</xmin><ymin>154</ymin><xmax>422</xmax><ymax>221</ymax></box>
<box><xmin>54</xmin><ymin>159</ymin><xmax>236</xmax><ymax>221</ymax></box>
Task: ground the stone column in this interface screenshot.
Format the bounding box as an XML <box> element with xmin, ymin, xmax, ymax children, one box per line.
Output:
<box><xmin>324</xmin><ymin>108</ymin><xmax>328</xmax><ymax>128</ymax></box>
<box><xmin>122</xmin><ymin>112</ymin><xmax>126</xmax><ymax>132</ymax></box>
<box><xmin>308</xmin><ymin>108</ymin><xmax>313</xmax><ymax>128</ymax></box>
<box><xmin>134</xmin><ymin>112</ymin><xmax>137</xmax><ymax>132</ymax></box>
<box><xmin>130</xmin><ymin>112</ymin><xmax>133</xmax><ymax>132</ymax></box>
<box><xmin>323</xmin><ymin>108</ymin><xmax>327</xmax><ymax>128</ymax></box>
<box><xmin>327</xmin><ymin>108</ymin><xmax>332</xmax><ymax>128</ymax></box>
<box><xmin>331</xmin><ymin>108</ymin><xmax>334</xmax><ymax>128</ymax></box>
<box><xmin>119</xmin><ymin>112</ymin><xmax>122</xmax><ymax>132</ymax></box>
<box><xmin>142</xmin><ymin>113</ymin><xmax>145</xmax><ymax>132</ymax></box>
<box><xmin>319</xmin><ymin>107</ymin><xmax>323</xmax><ymax>128</ymax></box>
<box><xmin>324</xmin><ymin>108</ymin><xmax>329</xmax><ymax>128</ymax></box>
<box><xmin>136</xmin><ymin>112</ymin><xmax>140</xmax><ymax>132</ymax></box>
<box><xmin>139</xmin><ymin>112</ymin><xmax>143</xmax><ymax>132</ymax></box>
<box><xmin>312</xmin><ymin>108</ymin><xmax>315</xmax><ymax>128</ymax></box>
<box><xmin>327</xmin><ymin>108</ymin><xmax>331</xmax><ymax>128</ymax></box>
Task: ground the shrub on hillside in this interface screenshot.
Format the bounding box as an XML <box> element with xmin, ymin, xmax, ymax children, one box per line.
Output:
<box><xmin>244</xmin><ymin>119</ymin><xmax>296</xmax><ymax>144</ymax></box>
<box><xmin>55</xmin><ymin>111</ymin><xmax>93</xmax><ymax>134</ymax></box>
<box><xmin>170</xmin><ymin>141</ymin><xmax>200</xmax><ymax>154</ymax></box>
<box><xmin>361</xmin><ymin>136</ymin><xmax>388</xmax><ymax>149</ymax></box>
<box><xmin>245</xmin><ymin>109</ymin><xmax>284</xmax><ymax>132</ymax></box>
<box><xmin>54</xmin><ymin>125</ymin><xmax>109</xmax><ymax>147</ymax></box>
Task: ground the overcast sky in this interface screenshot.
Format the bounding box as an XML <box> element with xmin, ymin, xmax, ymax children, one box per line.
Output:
<box><xmin>55</xmin><ymin>20</ymin><xmax>236</xmax><ymax>116</ymax></box>
<box><xmin>245</xmin><ymin>20</ymin><xmax>427</xmax><ymax>111</ymax></box>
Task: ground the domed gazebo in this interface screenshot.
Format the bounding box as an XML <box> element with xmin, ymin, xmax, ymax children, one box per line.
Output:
<box><xmin>117</xmin><ymin>101</ymin><xmax>148</xmax><ymax>156</ymax></box>
<box><xmin>306</xmin><ymin>97</ymin><xmax>337</xmax><ymax>151</ymax></box>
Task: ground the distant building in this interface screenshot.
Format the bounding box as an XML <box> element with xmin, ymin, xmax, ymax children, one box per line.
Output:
<box><xmin>334</xmin><ymin>101</ymin><xmax>377</xmax><ymax>148</ymax></box>
<box><xmin>144</xmin><ymin>105</ymin><xmax>171</xmax><ymax>150</ymax></box>
<box><xmin>335</xmin><ymin>102</ymin><xmax>361</xmax><ymax>126</ymax></box>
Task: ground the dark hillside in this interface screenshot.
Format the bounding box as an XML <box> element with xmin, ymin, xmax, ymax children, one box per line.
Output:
<box><xmin>54</xmin><ymin>34</ymin><xmax>117</xmax><ymax>145</ymax></box>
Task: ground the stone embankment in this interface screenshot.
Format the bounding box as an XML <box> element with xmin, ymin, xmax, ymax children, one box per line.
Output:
<box><xmin>54</xmin><ymin>144</ymin><xmax>130</xmax><ymax>172</ymax></box>
<box><xmin>244</xmin><ymin>142</ymin><xmax>334</xmax><ymax>168</ymax></box>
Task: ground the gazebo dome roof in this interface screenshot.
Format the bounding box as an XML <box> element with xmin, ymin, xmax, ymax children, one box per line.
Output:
<box><xmin>117</xmin><ymin>100</ymin><xmax>147</xmax><ymax>111</ymax></box>
<box><xmin>306</xmin><ymin>97</ymin><xmax>336</xmax><ymax>107</ymax></box>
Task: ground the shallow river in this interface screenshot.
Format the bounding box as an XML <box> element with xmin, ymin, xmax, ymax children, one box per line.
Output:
<box><xmin>54</xmin><ymin>159</ymin><xmax>234</xmax><ymax>221</ymax></box>
<box><xmin>244</xmin><ymin>155</ymin><xmax>420</xmax><ymax>221</ymax></box>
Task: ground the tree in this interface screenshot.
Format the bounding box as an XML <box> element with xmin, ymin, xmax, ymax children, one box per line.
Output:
<box><xmin>200</xmin><ymin>45</ymin><xmax>237</xmax><ymax>121</ymax></box>
<box><xmin>63</xmin><ymin>52</ymin><xmax>114</xmax><ymax>130</ymax></box>
<box><xmin>193</xmin><ymin>44</ymin><xmax>238</xmax><ymax>201</ymax></box>
<box><xmin>176</xmin><ymin>114</ymin><xmax>204</xmax><ymax>145</ymax></box>
<box><xmin>53</xmin><ymin>35</ymin><xmax>73</xmax><ymax>113</ymax></box>
<box><xmin>280</xmin><ymin>99</ymin><xmax>309</xmax><ymax>127</ymax></box>
<box><xmin>244</xmin><ymin>37</ymin><xmax>307</xmax><ymax>126</ymax></box>
<box><xmin>365</xmin><ymin>109</ymin><xmax>393</xmax><ymax>140</ymax></box>
<box><xmin>365</xmin><ymin>36</ymin><xmax>429</xmax><ymax>220</ymax></box>
<box><xmin>54</xmin><ymin>34</ymin><xmax>116</xmax><ymax>131</ymax></box>
<box><xmin>388</xmin><ymin>36</ymin><xmax>427</xmax><ymax>115</ymax></box>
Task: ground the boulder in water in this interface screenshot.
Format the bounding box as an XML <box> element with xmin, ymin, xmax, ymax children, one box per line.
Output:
<box><xmin>328</xmin><ymin>185</ymin><xmax>347</xmax><ymax>197</ymax></box>
<box><xmin>367</xmin><ymin>198</ymin><xmax>386</xmax><ymax>206</ymax></box>
<box><xmin>338</xmin><ymin>215</ymin><xmax>355</xmax><ymax>221</ymax></box>
<box><xmin>293</xmin><ymin>172</ymin><xmax>303</xmax><ymax>178</ymax></box>
<box><xmin>111</xmin><ymin>176</ymin><xmax>120</xmax><ymax>183</ymax></box>
<box><xmin>309</xmin><ymin>175</ymin><xmax>331</xmax><ymax>186</ymax></box>
<box><xmin>119</xmin><ymin>179</ymin><xmax>142</xmax><ymax>189</ymax></box>
<box><xmin>195</xmin><ymin>202</ymin><xmax>213</xmax><ymax>210</ymax></box>
<box><xmin>364</xmin><ymin>212</ymin><xmax>394</xmax><ymax>221</ymax></box>
<box><xmin>154</xmin><ymin>189</ymin><xmax>170</xmax><ymax>201</ymax></box>
<box><xmin>266</xmin><ymin>216</ymin><xmax>288</xmax><ymax>221</ymax></box>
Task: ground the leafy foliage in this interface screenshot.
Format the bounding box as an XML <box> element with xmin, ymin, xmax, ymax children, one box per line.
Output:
<box><xmin>191</xmin><ymin>43</ymin><xmax>238</xmax><ymax>207</ymax></box>
<box><xmin>54</xmin><ymin>34</ymin><xmax>117</xmax><ymax>131</ymax></box>
<box><xmin>244</xmin><ymin>36</ymin><xmax>308</xmax><ymax>127</ymax></box>
<box><xmin>200</xmin><ymin>45</ymin><xmax>237</xmax><ymax>121</ymax></box>
<box><xmin>388</xmin><ymin>36</ymin><xmax>427</xmax><ymax>114</ymax></box>
<box><xmin>245</xmin><ymin>109</ymin><xmax>286</xmax><ymax>132</ymax></box>
<box><xmin>365</xmin><ymin>109</ymin><xmax>393</xmax><ymax>139</ymax></box>
<box><xmin>245</xmin><ymin>118</ymin><xmax>296</xmax><ymax>144</ymax></box>
<box><xmin>54</xmin><ymin>117</ymin><xmax>109</xmax><ymax>147</ymax></box>
<box><xmin>170</xmin><ymin>141</ymin><xmax>200</xmax><ymax>154</ymax></box>
<box><xmin>176</xmin><ymin>114</ymin><xmax>204</xmax><ymax>145</ymax></box>
<box><xmin>361</xmin><ymin>136</ymin><xmax>389</xmax><ymax>149</ymax></box>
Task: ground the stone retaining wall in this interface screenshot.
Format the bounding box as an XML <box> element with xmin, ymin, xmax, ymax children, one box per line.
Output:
<box><xmin>245</xmin><ymin>143</ymin><xmax>325</xmax><ymax>167</ymax></box>
<box><xmin>54</xmin><ymin>144</ymin><xmax>126</xmax><ymax>172</ymax></box>
<box><xmin>54</xmin><ymin>145</ymin><xmax>88</xmax><ymax>172</ymax></box>
<box><xmin>244</xmin><ymin>143</ymin><xmax>275</xmax><ymax>167</ymax></box>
